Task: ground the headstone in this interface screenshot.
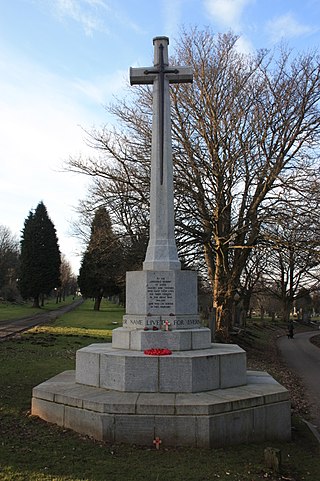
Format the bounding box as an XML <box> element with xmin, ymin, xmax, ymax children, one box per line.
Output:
<box><xmin>264</xmin><ymin>447</ymin><xmax>282</xmax><ymax>472</ymax></box>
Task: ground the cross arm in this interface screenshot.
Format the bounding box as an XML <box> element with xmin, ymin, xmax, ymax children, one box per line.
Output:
<box><xmin>167</xmin><ymin>67</ymin><xmax>193</xmax><ymax>84</ymax></box>
<box><xmin>130</xmin><ymin>67</ymin><xmax>155</xmax><ymax>85</ymax></box>
<box><xmin>130</xmin><ymin>66</ymin><xmax>193</xmax><ymax>86</ymax></box>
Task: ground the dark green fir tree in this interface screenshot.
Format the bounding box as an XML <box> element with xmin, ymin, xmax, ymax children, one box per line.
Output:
<box><xmin>19</xmin><ymin>201</ymin><xmax>61</xmax><ymax>307</ymax></box>
<box><xmin>78</xmin><ymin>207</ymin><xmax>123</xmax><ymax>310</ymax></box>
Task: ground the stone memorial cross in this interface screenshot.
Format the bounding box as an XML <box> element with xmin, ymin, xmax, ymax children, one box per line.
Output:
<box><xmin>130</xmin><ymin>37</ymin><xmax>193</xmax><ymax>271</ymax></box>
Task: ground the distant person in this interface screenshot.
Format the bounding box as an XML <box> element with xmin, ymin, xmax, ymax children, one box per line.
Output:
<box><xmin>287</xmin><ymin>320</ymin><xmax>294</xmax><ymax>339</ymax></box>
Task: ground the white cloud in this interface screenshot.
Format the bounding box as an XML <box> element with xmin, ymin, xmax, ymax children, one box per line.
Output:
<box><xmin>235</xmin><ymin>35</ymin><xmax>254</xmax><ymax>54</ymax></box>
<box><xmin>266</xmin><ymin>13</ymin><xmax>317</xmax><ymax>44</ymax></box>
<box><xmin>33</xmin><ymin>0</ymin><xmax>143</xmax><ymax>37</ymax></box>
<box><xmin>73</xmin><ymin>70</ymin><xmax>128</xmax><ymax>104</ymax></box>
<box><xmin>51</xmin><ymin>0</ymin><xmax>110</xmax><ymax>36</ymax></box>
<box><xmin>0</xmin><ymin>47</ymin><xmax>121</xmax><ymax>272</ymax></box>
<box><xmin>202</xmin><ymin>0</ymin><xmax>255</xmax><ymax>53</ymax></box>
<box><xmin>163</xmin><ymin>0</ymin><xmax>182</xmax><ymax>39</ymax></box>
<box><xmin>204</xmin><ymin>0</ymin><xmax>254</xmax><ymax>29</ymax></box>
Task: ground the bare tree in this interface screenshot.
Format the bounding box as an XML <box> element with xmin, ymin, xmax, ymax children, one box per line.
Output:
<box><xmin>0</xmin><ymin>226</ymin><xmax>20</xmax><ymax>301</ymax></box>
<box><xmin>66</xmin><ymin>28</ymin><xmax>320</xmax><ymax>336</ymax></box>
<box><xmin>56</xmin><ymin>255</ymin><xmax>77</xmax><ymax>302</ymax></box>
<box><xmin>260</xmin><ymin>179</ymin><xmax>320</xmax><ymax>321</ymax></box>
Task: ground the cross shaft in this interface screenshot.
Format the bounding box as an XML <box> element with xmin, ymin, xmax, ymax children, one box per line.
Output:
<box><xmin>130</xmin><ymin>37</ymin><xmax>193</xmax><ymax>271</ymax></box>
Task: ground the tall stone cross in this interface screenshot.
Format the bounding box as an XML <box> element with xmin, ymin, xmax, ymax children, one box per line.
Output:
<box><xmin>130</xmin><ymin>36</ymin><xmax>193</xmax><ymax>271</ymax></box>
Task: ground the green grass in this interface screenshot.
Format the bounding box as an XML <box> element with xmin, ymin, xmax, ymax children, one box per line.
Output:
<box><xmin>0</xmin><ymin>296</ymin><xmax>78</xmax><ymax>321</ymax></box>
<box><xmin>54</xmin><ymin>298</ymin><xmax>124</xmax><ymax>328</ymax></box>
<box><xmin>29</xmin><ymin>298</ymin><xmax>124</xmax><ymax>340</ymax></box>
<box><xmin>0</xmin><ymin>303</ymin><xmax>320</xmax><ymax>480</ymax></box>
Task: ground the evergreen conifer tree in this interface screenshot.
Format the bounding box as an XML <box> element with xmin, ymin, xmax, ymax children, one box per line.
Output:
<box><xmin>78</xmin><ymin>207</ymin><xmax>122</xmax><ymax>310</ymax></box>
<box><xmin>19</xmin><ymin>201</ymin><xmax>61</xmax><ymax>307</ymax></box>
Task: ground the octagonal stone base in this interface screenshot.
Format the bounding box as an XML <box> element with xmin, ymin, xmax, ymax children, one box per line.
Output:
<box><xmin>75</xmin><ymin>343</ymin><xmax>247</xmax><ymax>393</ymax></box>
<box><xmin>31</xmin><ymin>370</ymin><xmax>291</xmax><ymax>448</ymax></box>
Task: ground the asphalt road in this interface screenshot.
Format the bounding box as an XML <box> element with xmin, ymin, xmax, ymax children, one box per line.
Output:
<box><xmin>0</xmin><ymin>298</ymin><xmax>84</xmax><ymax>340</ymax></box>
<box><xmin>277</xmin><ymin>331</ymin><xmax>320</xmax><ymax>431</ymax></box>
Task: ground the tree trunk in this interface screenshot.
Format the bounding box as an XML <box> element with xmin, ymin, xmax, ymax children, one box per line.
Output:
<box><xmin>213</xmin><ymin>247</ymin><xmax>234</xmax><ymax>337</ymax></box>
<box><xmin>94</xmin><ymin>294</ymin><xmax>103</xmax><ymax>311</ymax></box>
<box><xmin>32</xmin><ymin>294</ymin><xmax>40</xmax><ymax>308</ymax></box>
<box><xmin>203</xmin><ymin>242</ymin><xmax>215</xmax><ymax>291</ymax></box>
<box><xmin>281</xmin><ymin>302</ymin><xmax>291</xmax><ymax>323</ymax></box>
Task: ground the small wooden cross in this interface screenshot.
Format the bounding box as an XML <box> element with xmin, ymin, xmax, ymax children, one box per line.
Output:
<box><xmin>164</xmin><ymin>320</ymin><xmax>170</xmax><ymax>331</ymax></box>
<box><xmin>153</xmin><ymin>436</ymin><xmax>162</xmax><ymax>450</ymax></box>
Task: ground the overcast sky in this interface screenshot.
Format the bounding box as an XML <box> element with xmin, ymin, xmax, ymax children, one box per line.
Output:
<box><xmin>0</xmin><ymin>0</ymin><xmax>319</xmax><ymax>274</ymax></box>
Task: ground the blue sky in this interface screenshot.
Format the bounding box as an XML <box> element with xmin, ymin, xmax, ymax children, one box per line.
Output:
<box><xmin>0</xmin><ymin>0</ymin><xmax>319</xmax><ymax>273</ymax></box>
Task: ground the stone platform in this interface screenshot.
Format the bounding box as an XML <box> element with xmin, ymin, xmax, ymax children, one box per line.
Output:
<box><xmin>31</xmin><ymin>370</ymin><xmax>291</xmax><ymax>447</ymax></box>
<box><xmin>75</xmin><ymin>342</ymin><xmax>247</xmax><ymax>392</ymax></box>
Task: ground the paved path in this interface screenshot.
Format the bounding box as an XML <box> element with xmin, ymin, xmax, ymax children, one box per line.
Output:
<box><xmin>0</xmin><ymin>298</ymin><xmax>84</xmax><ymax>340</ymax></box>
<box><xmin>277</xmin><ymin>331</ymin><xmax>320</xmax><ymax>432</ymax></box>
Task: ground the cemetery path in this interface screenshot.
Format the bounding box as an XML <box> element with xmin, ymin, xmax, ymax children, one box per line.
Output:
<box><xmin>277</xmin><ymin>331</ymin><xmax>320</xmax><ymax>434</ymax></box>
<box><xmin>0</xmin><ymin>298</ymin><xmax>84</xmax><ymax>340</ymax></box>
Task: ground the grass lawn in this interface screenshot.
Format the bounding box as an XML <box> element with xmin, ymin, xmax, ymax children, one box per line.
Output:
<box><xmin>0</xmin><ymin>296</ymin><xmax>79</xmax><ymax>321</ymax></box>
<box><xmin>30</xmin><ymin>298</ymin><xmax>124</xmax><ymax>339</ymax></box>
<box><xmin>0</xmin><ymin>301</ymin><xmax>319</xmax><ymax>481</ymax></box>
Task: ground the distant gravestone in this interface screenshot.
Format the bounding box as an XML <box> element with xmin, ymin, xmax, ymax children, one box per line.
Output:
<box><xmin>264</xmin><ymin>447</ymin><xmax>282</xmax><ymax>472</ymax></box>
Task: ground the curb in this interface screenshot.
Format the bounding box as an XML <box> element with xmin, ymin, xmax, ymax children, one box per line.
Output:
<box><xmin>302</xmin><ymin>418</ymin><xmax>320</xmax><ymax>446</ymax></box>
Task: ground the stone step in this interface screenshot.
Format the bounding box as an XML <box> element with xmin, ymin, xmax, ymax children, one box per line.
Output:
<box><xmin>75</xmin><ymin>342</ymin><xmax>247</xmax><ymax>393</ymax></box>
<box><xmin>31</xmin><ymin>370</ymin><xmax>291</xmax><ymax>448</ymax></box>
<box><xmin>112</xmin><ymin>327</ymin><xmax>211</xmax><ymax>351</ymax></box>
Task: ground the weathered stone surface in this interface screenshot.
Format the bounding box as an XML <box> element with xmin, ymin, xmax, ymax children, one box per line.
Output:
<box><xmin>136</xmin><ymin>393</ymin><xmax>175</xmax><ymax>415</ymax></box>
<box><xmin>76</xmin><ymin>344</ymin><xmax>107</xmax><ymax>386</ymax></box>
<box><xmin>130</xmin><ymin>37</ymin><xmax>192</xmax><ymax>272</ymax></box>
<box><xmin>76</xmin><ymin>343</ymin><xmax>247</xmax><ymax>393</ymax></box>
<box><xmin>191</xmin><ymin>329</ymin><xmax>211</xmax><ymax>349</ymax></box>
<box><xmin>111</xmin><ymin>328</ymin><xmax>131</xmax><ymax>350</ymax></box>
<box><xmin>114</xmin><ymin>415</ymin><xmax>155</xmax><ymax>444</ymax></box>
<box><xmin>220</xmin><ymin>351</ymin><xmax>247</xmax><ymax>388</ymax></box>
<box><xmin>31</xmin><ymin>370</ymin><xmax>291</xmax><ymax>447</ymax></box>
<box><xmin>31</xmin><ymin>397</ymin><xmax>64</xmax><ymax>426</ymax></box>
<box><xmin>264</xmin><ymin>401</ymin><xmax>292</xmax><ymax>440</ymax></box>
<box><xmin>124</xmin><ymin>270</ymin><xmax>199</xmax><ymax>329</ymax></box>
<box><xmin>208</xmin><ymin>408</ymin><xmax>254</xmax><ymax>447</ymax></box>
<box><xmin>154</xmin><ymin>415</ymin><xmax>197</xmax><ymax>446</ymax></box>
<box><xmin>100</xmin><ymin>352</ymin><xmax>159</xmax><ymax>392</ymax></box>
<box><xmin>112</xmin><ymin>327</ymin><xmax>211</xmax><ymax>351</ymax></box>
<box><xmin>64</xmin><ymin>405</ymin><xmax>108</xmax><ymax>440</ymax></box>
<box><xmin>83</xmin><ymin>391</ymin><xmax>139</xmax><ymax>414</ymax></box>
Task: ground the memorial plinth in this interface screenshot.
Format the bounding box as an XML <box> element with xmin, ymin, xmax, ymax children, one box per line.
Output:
<box><xmin>31</xmin><ymin>36</ymin><xmax>291</xmax><ymax>448</ymax></box>
<box><xmin>122</xmin><ymin>269</ymin><xmax>200</xmax><ymax>330</ymax></box>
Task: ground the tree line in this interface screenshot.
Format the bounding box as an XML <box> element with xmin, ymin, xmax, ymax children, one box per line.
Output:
<box><xmin>66</xmin><ymin>28</ymin><xmax>320</xmax><ymax>336</ymax></box>
<box><xmin>0</xmin><ymin>201</ymin><xmax>77</xmax><ymax>307</ymax></box>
